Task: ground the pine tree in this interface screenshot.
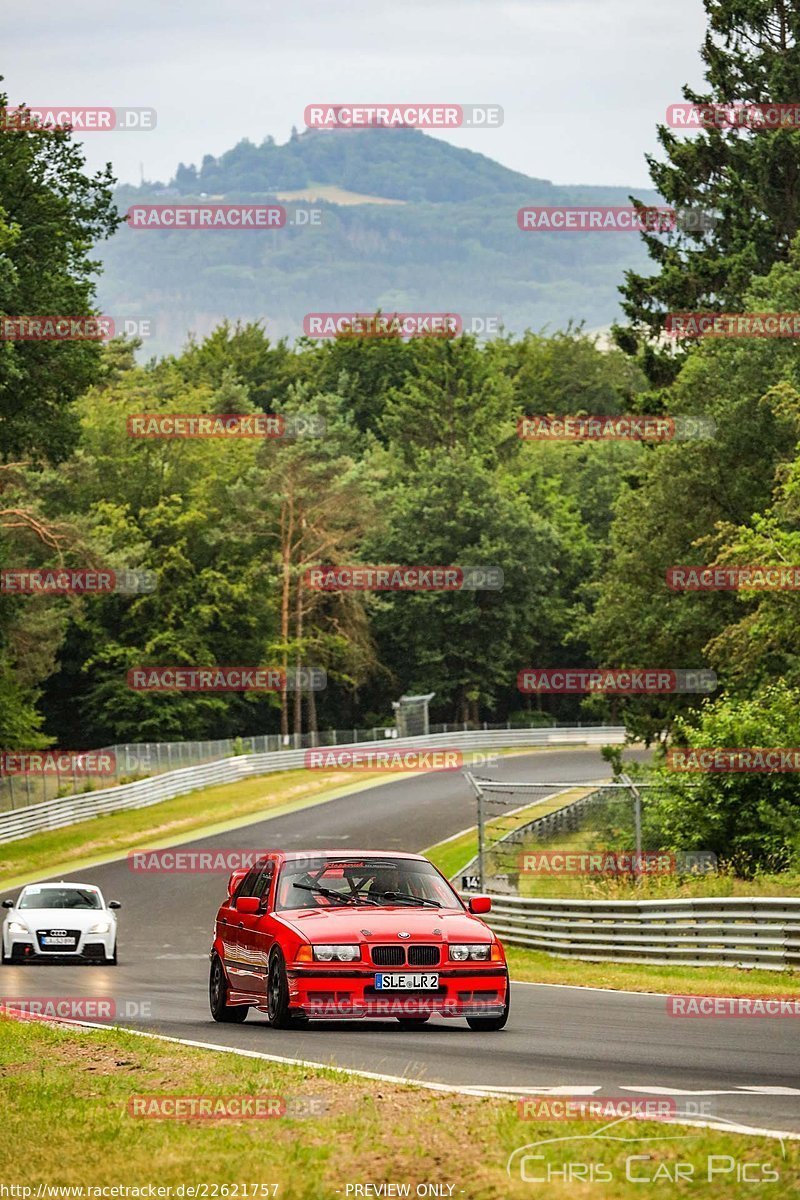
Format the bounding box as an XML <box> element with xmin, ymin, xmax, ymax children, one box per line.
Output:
<box><xmin>616</xmin><ymin>0</ymin><xmax>800</xmax><ymax>382</ymax></box>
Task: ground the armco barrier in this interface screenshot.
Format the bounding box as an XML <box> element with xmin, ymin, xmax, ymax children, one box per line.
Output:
<box><xmin>0</xmin><ymin>727</ymin><xmax>625</xmax><ymax>845</ymax></box>
<box><xmin>484</xmin><ymin>895</ymin><xmax>800</xmax><ymax>970</ymax></box>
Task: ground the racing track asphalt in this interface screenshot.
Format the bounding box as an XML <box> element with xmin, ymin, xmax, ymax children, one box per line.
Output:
<box><xmin>2</xmin><ymin>747</ymin><xmax>799</xmax><ymax>1135</ymax></box>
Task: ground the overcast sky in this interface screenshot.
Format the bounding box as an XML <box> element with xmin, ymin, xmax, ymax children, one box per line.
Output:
<box><xmin>5</xmin><ymin>0</ymin><xmax>708</xmax><ymax>189</ymax></box>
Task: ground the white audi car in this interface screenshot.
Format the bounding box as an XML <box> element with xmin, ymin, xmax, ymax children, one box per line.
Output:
<box><xmin>1</xmin><ymin>881</ymin><xmax>121</xmax><ymax>965</ymax></box>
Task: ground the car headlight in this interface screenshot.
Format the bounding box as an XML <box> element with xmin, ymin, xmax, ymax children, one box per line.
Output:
<box><xmin>6</xmin><ymin>921</ymin><xmax>28</xmax><ymax>935</ymax></box>
<box><xmin>312</xmin><ymin>944</ymin><xmax>360</xmax><ymax>962</ymax></box>
<box><xmin>88</xmin><ymin>921</ymin><xmax>112</xmax><ymax>934</ymax></box>
<box><xmin>449</xmin><ymin>944</ymin><xmax>491</xmax><ymax>961</ymax></box>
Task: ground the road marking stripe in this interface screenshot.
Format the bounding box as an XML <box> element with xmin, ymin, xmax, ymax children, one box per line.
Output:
<box><xmin>620</xmin><ymin>1085</ymin><xmax>800</xmax><ymax>1096</ymax></box>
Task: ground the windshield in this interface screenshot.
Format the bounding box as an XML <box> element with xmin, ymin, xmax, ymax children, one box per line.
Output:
<box><xmin>18</xmin><ymin>887</ymin><xmax>102</xmax><ymax>911</ymax></box>
<box><xmin>275</xmin><ymin>858</ymin><xmax>461</xmax><ymax>911</ymax></box>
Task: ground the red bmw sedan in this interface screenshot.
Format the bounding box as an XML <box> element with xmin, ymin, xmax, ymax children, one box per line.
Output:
<box><xmin>209</xmin><ymin>850</ymin><xmax>509</xmax><ymax>1030</ymax></box>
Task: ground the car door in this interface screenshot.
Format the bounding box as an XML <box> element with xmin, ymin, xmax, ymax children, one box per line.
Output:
<box><xmin>237</xmin><ymin>861</ymin><xmax>276</xmax><ymax>995</ymax></box>
<box><xmin>218</xmin><ymin>864</ymin><xmax>261</xmax><ymax>991</ymax></box>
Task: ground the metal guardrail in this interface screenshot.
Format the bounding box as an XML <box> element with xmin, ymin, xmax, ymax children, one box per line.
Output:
<box><xmin>0</xmin><ymin>723</ymin><xmax>616</xmax><ymax>812</ymax></box>
<box><xmin>484</xmin><ymin>895</ymin><xmax>800</xmax><ymax>970</ymax></box>
<box><xmin>0</xmin><ymin>727</ymin><xmax>626</xmax><ymax>846</ymax></box>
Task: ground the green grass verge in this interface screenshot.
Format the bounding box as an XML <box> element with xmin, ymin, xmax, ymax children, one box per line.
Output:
<box><xmin>505</xmin><ymin>945</ymin><xmax>800</xmax><ymax>997</ymax></box>
<box><xmin>0</xmin><ymin>767</ymin><xmax>401</xmax><ymax>889</ymax></box>
<box><xmin>0</xmin><ymin>1017</ymin><xmax>795</xmax><ymax>1198</ymax></box>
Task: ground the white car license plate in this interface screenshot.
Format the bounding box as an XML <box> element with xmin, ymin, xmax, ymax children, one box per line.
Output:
<box><xmin>42</xmin><ymin>936</ymin><xmax>74</xmax><ymax>945</ymax></box>
<box><xmin>375</xmin><ymin>973</ymin><xmax>439</xmax><ymax>990</ymax></box>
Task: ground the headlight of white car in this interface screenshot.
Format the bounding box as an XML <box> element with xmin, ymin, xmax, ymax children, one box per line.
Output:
<box><xmin>312</xmin><ymin>944</ymin><xmax>360</xmax><ymax>962</ymax></box>
<box><xmin>88</xmin><ymin>921</ymin><xmax>112</xmax><ymax>934</ymax></box>
<box><xmin>6</xmin><ymin>921</ymin><xmax>28</xmax><ymax>935</ymax></box>
<box><xmin>449</xmin><ymin>944</ymin><xmax>491</xmax><ymax>961</ymax></box>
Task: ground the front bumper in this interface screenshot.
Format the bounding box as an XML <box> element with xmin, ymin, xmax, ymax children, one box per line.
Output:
<box><xmin>286</xmin><ymin>965</ymin><xmax>508</xmax><ymax>1019</ymax></box>
<box><xmin>3</xmin><ymin>928</ymin><xmax>115</xmax><ymax>963</ymax></box>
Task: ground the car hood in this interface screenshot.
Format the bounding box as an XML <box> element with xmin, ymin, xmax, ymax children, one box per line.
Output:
<box><xmin>275</xmin><ymin>905</ymin><xmax>491</xmax><ymax>943</ymax></box>
<box><xmin>5</xmin><ymin>908</ymin><xmax>112</xmax><ymax>929</ymax></box>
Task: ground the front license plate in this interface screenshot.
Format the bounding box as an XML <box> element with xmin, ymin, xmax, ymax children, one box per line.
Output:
<box><xmin>42</xmin><ymin>936</ymin><xmax>74</xmax><ymax>946</ymax></box>
<box><xmin>374</xmin><ymin>973</ymin><xmax>439</xmax><ymax>990</ymax></box>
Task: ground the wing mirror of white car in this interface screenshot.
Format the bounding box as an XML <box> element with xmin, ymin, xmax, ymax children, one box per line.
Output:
<box><xmin>108</xmin><ymin>900</ymin><xmax>122</xmax><ymax>909</ymax></box>
<box><xmin>1</xmin><ymin>899</ymin><xmax>14</xmax><ymax>908</ymax></box>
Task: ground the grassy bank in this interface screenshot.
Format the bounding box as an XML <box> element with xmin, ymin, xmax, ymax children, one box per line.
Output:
<box><xmin>506</xmin><ymin>945</ymin><xmax>800</xmax><ymax>996</ymax></box>
<box><xmin>0</xmin><ymin>745</ymin><xmax>575</xmax><ymax>889</ymax></box>
<box><xmin>0</xmin><ymin>1016</ymin><xmax>795</xmax><ymax>1199</ymax></box>
<box><xmin>0</xmin><ymin>767</ymin><xmax>394</xmax><ymax>888</ymax></box>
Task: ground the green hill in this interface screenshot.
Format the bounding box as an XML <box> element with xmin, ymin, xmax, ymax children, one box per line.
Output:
<box><xmin>99</xmin><ymin>127</ymin><xmax>660</xmax><ymax>354</ymax></box>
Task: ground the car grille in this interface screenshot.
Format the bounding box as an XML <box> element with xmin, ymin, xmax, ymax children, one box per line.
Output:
<box><xmin>36</xmin><ymin>929</ymin><xmax>80</xmax><ymax>951</ymax></box>
<box><xmin>370</xmin><ymin>945</ymin><xmax>440</xmax><ymax>966</ymax></box>
<box><xmin>408</xmin><ymin>945</ymin><xmax>439</xmax><ymax>966</ymax></box>
<box><xmin>371</xmin><ymin>946</ymin><xmax>405</xmax><ymax>966</ymax></box>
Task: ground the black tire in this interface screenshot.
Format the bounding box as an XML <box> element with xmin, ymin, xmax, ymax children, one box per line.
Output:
<box><xmin>209</xmin><ymin>954</ymin><xmax>248</xmax><ymax>1023</ymax></box>
<box><xmin>396</xmin><ymin>1016</ymin><xmax>430</xmax><ymax>1029</ymax></box>
<box><xmin>1</xmin><ymin>949</ymin><xmax>8</xmax><ymax>965</ymax></box>
<box><xmin>466</xmin><ymin>972</ymin><xmax>510</xmax><ymax>1032</ymax></box>
<box><xmin>266</xmin><ymin>948</ymin><xmax>293</xmax><ymax>1029</ymax></box>
<box><xmin>106</xmin><ymin>941</ymin><xmax>118</xmax><ymax>966</ymax></box>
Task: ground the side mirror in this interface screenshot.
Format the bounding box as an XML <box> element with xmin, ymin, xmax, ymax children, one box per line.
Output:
<box><xmin>1</xmin><ymin>899</ymin><xmax>14</xmax><ymax>909</ymax></box>
<box><xmin>227</xmin><ymin>868</ymin><xmax>248</xmax><ymax>899</ymax></box>
<box><xmin>108</xmin><ymin>900</ymin><xmax>122</xmax><ymax>910</ymax></box>
<box><xmin>468</xmin><ymin>896</ymin><xmax>492</xmax><ymax>915</ymax></box>
<box><xmin>236</xmin><ymin>896</ymin><xmax>261</xmax><ymax>914</ymax></box>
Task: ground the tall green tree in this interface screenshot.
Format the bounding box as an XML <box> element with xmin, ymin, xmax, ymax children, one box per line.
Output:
<box><xmin>0</xmin><ymin>86</ymin><xmax>120</xmax><ymax>747</ymax></box>
<box><xmin>617</xmin><ymin>1</ymin><xmax>800</xmax><ymax>381</ymax></box>
<box><xmin>591</xmin><ymin>242</ymin><xmax>800</xmax><ymax>740</ymax></box>
<box><xmin>0</xmin><ymin>87</ymin><xmax>122</xmax><ymax>462</ymax></box>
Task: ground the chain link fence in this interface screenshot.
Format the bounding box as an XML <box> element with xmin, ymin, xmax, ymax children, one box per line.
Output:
<box><xmin>460</xmin><ymin>774</ymin><xmax>716</xmax><ymax>897</ymax></box>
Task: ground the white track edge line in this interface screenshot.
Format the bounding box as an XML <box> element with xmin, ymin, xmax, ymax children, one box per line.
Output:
<box><xmin>8</xmin><ymin>1012</ymin><xmax>798</xmax><ymax>1141</ymax></box>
